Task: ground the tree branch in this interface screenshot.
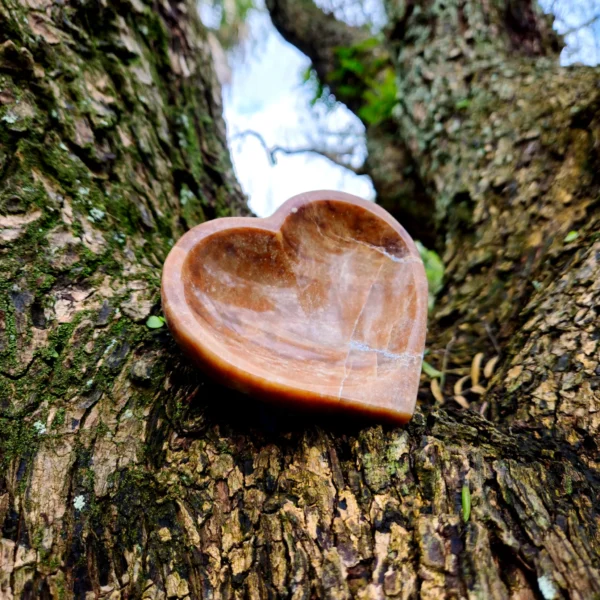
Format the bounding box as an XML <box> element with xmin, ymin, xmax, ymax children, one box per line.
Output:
<box><xmin>561</xmin><ymin>13</ymin><xmax>600</xmax><ymax>37</ymax></box>
<box><xmin>265</xmin><ymin>0</ymin><xmax>372</xmax><ymax>113</ymax></box>
<box><xmin>231</xmin><ymin>129</ymin><xmax>368</xmax><ymax>175</ymax></box>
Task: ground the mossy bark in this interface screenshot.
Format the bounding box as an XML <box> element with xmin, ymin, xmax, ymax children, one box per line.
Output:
<box><xmin>1</xmin><ymin>0</ymin><xmax>600</xmax><ymax>599</ymax></box>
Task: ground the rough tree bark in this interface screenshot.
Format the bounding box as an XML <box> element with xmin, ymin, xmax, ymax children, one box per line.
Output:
<box><xmin>1</xmin><ymin>0</ymin><xmax>600</xmax><ymax>599</ymax></box>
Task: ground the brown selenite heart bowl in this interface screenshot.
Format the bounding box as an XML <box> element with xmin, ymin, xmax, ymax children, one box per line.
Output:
<box><xmin>161</xmin><ymin>190</ymin><xmax>428</xmax><ymax>424</ymax></box>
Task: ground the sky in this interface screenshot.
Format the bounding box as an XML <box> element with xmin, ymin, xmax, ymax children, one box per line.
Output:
<box><xmin>219</xmin><ymin>10</ymin><xmax>373</xmax><ymax>217</ymax></box>
<box><xmin>211</xmin><ymin>1</ymin><xmax>600</xmax><ymax>217</ymax></box>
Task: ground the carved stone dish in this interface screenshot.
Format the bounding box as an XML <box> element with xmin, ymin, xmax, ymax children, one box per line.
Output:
<box><xmin>162</xmin><ymin>190</ymin><xmax>428</xmax><ymax>423</ymax></box>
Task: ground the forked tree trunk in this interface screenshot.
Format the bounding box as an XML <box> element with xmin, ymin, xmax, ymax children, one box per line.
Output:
<box><xmin>1</xmin><ymin>0</ymin><xmax>600</xmax><ymax>598</ymax></box>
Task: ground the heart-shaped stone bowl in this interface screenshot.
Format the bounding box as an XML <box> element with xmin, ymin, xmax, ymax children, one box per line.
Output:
<box><xmin>162</xmin><ymin>190</ymin><xmax>428</xmax><ymax>424</ymax></box>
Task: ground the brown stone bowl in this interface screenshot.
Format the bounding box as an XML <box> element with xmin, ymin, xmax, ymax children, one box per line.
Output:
<box><xmin>162</xmin><ymin>190</ymin><xmax>428</xmax><ymax>424</ymax></box>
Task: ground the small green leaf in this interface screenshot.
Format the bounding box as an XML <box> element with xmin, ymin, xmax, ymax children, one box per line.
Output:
<box><xmin>334</xmin><ymin>45</ymin><xmax>354</xmax><ymax>59</ymax></box>
<box><xmin>337</xmin><ymin>84</ymin><xmax>360</xmax><ymax>98</ymax></box>
<box><xmin>146</xmin><ymin>315</ymin><xmax>165</xmax><ymax>329</ymax></box>
<box><xmin>301</xmin><ymin>66</ymin><xmax>313</xmax><ymax>83</ymax></box>
<box><xmin>422</xmin><ymin>360</ymin><xmax>443</xmax><ymax>379</ymax></box>
<box><xmin>358</xmin><ymin>68</ymin><xmax>398</xmax><ymax>126</ymax></box>
<box><xmin>352</xmin><ymin>36</ymin><xmax>381</xmax><ymax>52</ymax></box>
<box><xmin>455</xmin><ymin>98</ymin><xmax>471</xmax><ymax>110</ymax></box>
<box><xmin>339</xmin><ymin>57</ymin><xmax>365</xmax><ymax>75</ymax></box>
<box><xmin>416</xmin><ymin>241</ymin><xmax>444</xmax><ymax>310</ymax></box>
<box><xmin>564</xmin><ymin>230</ymin><xmax>579</xmax><ymax>243</ymax></box>
<box><xmin>49</xmin><ymin>349</ymin><xmax>59</xmax><ymax>358</ymax></box>
<box><xmin>462</xmin><ymin>485</ymin><xmax>471</xmax><ymax>522</ymax></box>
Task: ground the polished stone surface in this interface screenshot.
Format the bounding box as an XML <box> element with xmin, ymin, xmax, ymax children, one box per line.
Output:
<box><xmin>162</xmin><ymin>191</ymin><xmax>428</xmax><ymax>423</ymax></box>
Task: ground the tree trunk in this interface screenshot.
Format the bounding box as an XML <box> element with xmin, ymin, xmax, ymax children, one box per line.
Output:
<box><xmin>2</xmin><ymin>1</ymin><xmax>600</xmax><ymax>599</ymax></box>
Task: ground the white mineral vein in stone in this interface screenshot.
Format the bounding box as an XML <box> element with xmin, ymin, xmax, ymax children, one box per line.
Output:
<box><xmin>338</xmin><ymin>263</ymin><xmax>384</xmax><ymax>399</ymax></box>
<box><xmin>348</xmin><ymin>340</ymin><xmax>421</xmax><ymax>365</ymax></box>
